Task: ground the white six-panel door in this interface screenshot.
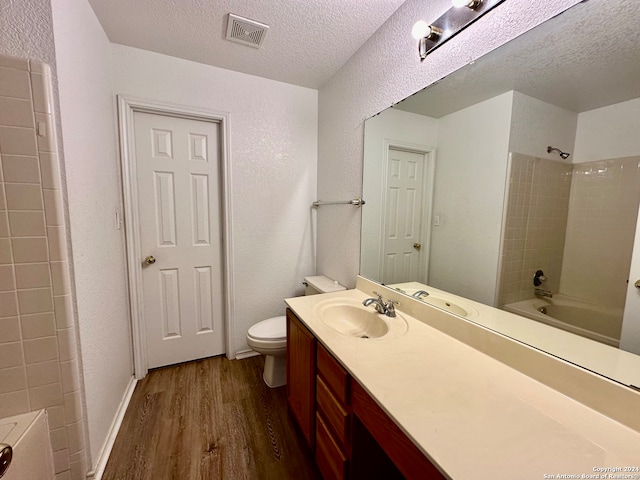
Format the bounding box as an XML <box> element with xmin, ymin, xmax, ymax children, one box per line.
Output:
<box><xmin>382</xmin><ymin>148</ymin><xmax>426</xmax><ymax>284</ymax></box>
<box><xmin>134</xmin><ymin>111</ymin><xmax>224</xmax><ymax>368</ymax></box>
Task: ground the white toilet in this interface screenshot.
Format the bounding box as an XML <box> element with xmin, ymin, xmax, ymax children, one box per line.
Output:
<box><xmin>246</xmin><ymin>275</ymin><xmax>346</xmax><ymax>388</ymax></box>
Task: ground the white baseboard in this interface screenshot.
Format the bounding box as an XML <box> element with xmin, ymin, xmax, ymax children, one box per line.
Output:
<box><xmin>235</xmin><ymin>349</ymin><xmax>260</xmax><ymax>360</ymax></box>
<box><xmin>86</xmin><ymin>376</ymin><xmax>138</xmax><ymax>479</ymax></box>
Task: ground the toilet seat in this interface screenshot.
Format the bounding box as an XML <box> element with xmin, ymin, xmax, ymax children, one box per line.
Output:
<box><xmin>245</xmin><ymin>276</ymin><xmax>344</xmax><ymax>388</ymax></box>
<box><xmin>247</xmin><ymin>315</ymin><xmax>286</xmax><ymax>341</ymax></box>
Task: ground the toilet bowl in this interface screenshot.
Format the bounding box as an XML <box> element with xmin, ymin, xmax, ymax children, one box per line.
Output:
<box><xmin>247</xmin><ymin>316</ymin><xmax>287</xmax><ymax>387</ymax></box>
<box><xmin>247</xmin><ymin>275</ymin><xmax>346</xmax><ymax>388</ymax></box>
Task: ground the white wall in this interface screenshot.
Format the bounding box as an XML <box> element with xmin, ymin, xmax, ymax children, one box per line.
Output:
<box><xmin>110</xmin><ymin>45</ymin><xmax>318</xmax><ymax>356</ymax></box>
<box><xmin>0</xmin><ymin>0</ymin><xmax>56</xmax><ymax>67</ymax></box>
<box><xmin>573</xmin><ymin>98</ymin><xmax>640</xmax><ymax>163</ymax></box>
<box><xmin>51</xmin><ymin>0</ymin><xmax>133</xmax><ymax>469</ymax></box>
<box><xmin>429</xmin><ymin>92</ymin><xmax>513</xmax><ymax>304</ymax></box>
<box><xmin>361</xmin><ymin>108</ymin><xmax>438</xmax><ymax>280</ymax></box>
<box><xmin>316</xmin><ymin>0</ymin><xmax>583</xmax><ymax>289</ymax></box>
<box><xmin>510</xmin><ymin>91</ymin><xmax>577</xmax><ymax>160</ymax></box>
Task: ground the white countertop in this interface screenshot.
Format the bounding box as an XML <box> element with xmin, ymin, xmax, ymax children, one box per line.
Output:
<box><xmin>285</xmin><ymin>287</ymin><xmax>640</xmax><ymax>479</ymax></box>
<box><xmin>388</xmin><ymin>281</ymin><xmax>640</xmax><ymax>390</ymax></box>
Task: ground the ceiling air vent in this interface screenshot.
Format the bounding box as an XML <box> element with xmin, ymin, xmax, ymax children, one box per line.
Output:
<box><xmin>226</xmin><ymin>14</ymin><xmax>269</xmax><ymax>49</ymax></box>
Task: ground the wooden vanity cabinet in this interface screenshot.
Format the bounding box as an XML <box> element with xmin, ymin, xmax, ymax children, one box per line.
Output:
<box><xmin>286</xmin><ymin>309</ymin><xmax>445</xmax><ymax>480</ymax></box>
<box><xmin>315</xmin><ymin>343</ymin><xmax>351</xmax><ymax>480</ymax></box>
<box><xmin>286</xmin><ymin>308</ymin><xmax>317</xmax><ymax>450</ymax></box>
<box><xmin>351</xmin><ymin>380</ymin><xmax>445</xmax><ymax>479</ymax></box>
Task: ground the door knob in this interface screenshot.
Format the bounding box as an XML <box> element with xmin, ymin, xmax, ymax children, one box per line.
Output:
<box><xmin>635</xmin><ymin>279</ymin><xmax>640</xmax><ymax>289</ymax></box>
<box><xmin>144</xmin><ymin>255</ymin><xmax>156</xmax><ymax>265</ymax></box>
<box><xmin>413</xmin><ymin>243</ymin><xmax>421</xmax><ymax>250</ymax></box>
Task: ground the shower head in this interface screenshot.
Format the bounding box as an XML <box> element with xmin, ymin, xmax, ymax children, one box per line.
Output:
<box><xmin>547</xmin><ymin>146</ymin><xmax>570</xmax><ymax>159</ymax></box>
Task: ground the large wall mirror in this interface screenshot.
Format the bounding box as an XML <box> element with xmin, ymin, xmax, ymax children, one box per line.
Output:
<box><xmin>361</xmin><ymin>0</ymin><xmax>640</xmax><ymax>389</ymax></box>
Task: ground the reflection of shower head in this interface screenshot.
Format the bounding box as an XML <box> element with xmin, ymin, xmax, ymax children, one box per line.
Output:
<box><xmin>547</xmin><ymin>146</ymin><xmax>570</xmax><ymax>159</ymax></box>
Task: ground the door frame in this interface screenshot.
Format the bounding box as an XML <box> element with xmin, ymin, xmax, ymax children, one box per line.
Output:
<box><xmin>117</xmin><ymin>95</ymin><xmax>235</xmax><ymax>379</ymax></box>
<box><xmin>379</xmin><ymin>140</ymin><xmax>436</xmax><ymax>284</ymax></box>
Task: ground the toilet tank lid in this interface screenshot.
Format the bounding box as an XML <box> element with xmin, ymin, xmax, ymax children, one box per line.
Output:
<box><xmin>304</xmin><ymin>275</ymin><xmax>346</xmax><ymax>293</ymax></box>
<box><xmin>248</xmin><ymin>315</ymin><xmax>286</xmax><ymax>340</ymax></box>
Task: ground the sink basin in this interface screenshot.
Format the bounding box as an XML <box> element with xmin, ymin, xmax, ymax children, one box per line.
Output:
<box><xmin>423</xmin><ymin>296</ymin><xmax>469</xmax><ymax>317</ymax></box>
<box><xmin>388</xmin><ymin>283</ymin><xmax>478</xmax><ymax>318</ymax></box>
<box><xmin>320</xmin><ymin>305</ymin><xmax>389</xmax><ymax>338</ymax></box>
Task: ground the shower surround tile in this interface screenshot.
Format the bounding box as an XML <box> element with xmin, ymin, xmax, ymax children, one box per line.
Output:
<box><xmin>498</xmin><ymin>153</ymin><xmax>571</xmax><ymax>306</ymax></box>
<box><xmin>0</xmin><ymin>53</ymin><xmax>87</xmax><ymax>479</ymax></box>
<box><xmin>0</xmin><ymin>265</ymin><xmax>15</xmax><ymax>291</ymax></box>
<box><xmin>8</xmin><ymin>211</ymin><xmax>46</xmax><ymax>236</ymax></box>
<box><xmin>560</xmin><ymin>156</ymin><xmax>640</xmax><ymax>309</ymax></box>
<box><xmin>0</xmin><ymin>126</ymin><xmax>38</xmax><ymax>155</ymax></box>
<box><xmin>15</xmin><ymin>262</ymin><xmax>51</xmax><ymax>289</ymax></box>
<box><xmin>498</xmin><ymin>152</ymin><xmax>640</xmax><ymax>339</ymax></box>
<box><xmin>2</xmin><ymin>155</ymin><xmax>41</xmax><ymax>183</ymax></box>
<box><xmin>0</xmin><ymin>97</ymin><xmax>35</xmax><ymax>127</ymax></box>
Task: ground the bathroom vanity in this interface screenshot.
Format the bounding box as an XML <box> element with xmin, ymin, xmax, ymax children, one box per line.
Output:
<box><xmin>285</xmin><ymin>277</ymin><xmax>640</xmax><ymax>480</ymax></box>
<box><xmin>286</xmin><ymin>309</ymin><xmax>442</xmax><ymax>479</ymax></box>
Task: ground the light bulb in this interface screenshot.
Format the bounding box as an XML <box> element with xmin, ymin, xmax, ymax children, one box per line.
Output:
<box><xmin>452</xmin><ymin>0</ymin><xmax>482</xmax><ymax>8</ymax></box>
<box><xmin>411</xmin><ymin>20</ymin><xmax>429</xmax><ymax>40</ymax></box>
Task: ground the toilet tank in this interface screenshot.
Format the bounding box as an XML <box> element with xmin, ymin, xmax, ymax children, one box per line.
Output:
<box><xmin>304</xmin><ymin>275</ymin><xmax>346</xmax><ymax>295</ymax></box>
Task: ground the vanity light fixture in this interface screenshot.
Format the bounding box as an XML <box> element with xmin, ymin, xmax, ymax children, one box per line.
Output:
<box><xmin>412</xmin><ymin>21</ymin><xmax>445</xmax><ymax>58</ymax></box>
<box><xmin>412</xmin><ymin>21</ymin><xmax>443</xmax><ymax>41</ymax></box>
<box><xmin>415</xmin><ymin>0</ymin><xmax>505</xmax><ymax>60</ymax></box>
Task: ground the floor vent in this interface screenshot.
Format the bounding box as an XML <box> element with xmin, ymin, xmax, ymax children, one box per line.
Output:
<box><xmin>226</xmin><ymin>14</ymin><xmax>269</xmax><ymax>49</ymax></box>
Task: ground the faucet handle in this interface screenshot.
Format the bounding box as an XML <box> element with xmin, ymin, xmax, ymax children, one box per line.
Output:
<box><xmin>372</xmin><ymin>291</ymin><xmax>384</xmax><ymax>300</ymax></box>
<box><xmin>383</xmin><ymin>298</ymin><xmax>399</xmax><ymax>317</ymax></box>
<box><xmin>533</xmin><ymin>270</ymin><xmax>547</xmax><ymax>287</ymax></box>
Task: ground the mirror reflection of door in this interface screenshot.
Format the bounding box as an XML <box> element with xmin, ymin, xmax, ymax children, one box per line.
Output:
<box><xmin>381</xmin><ymin>147</ymin><xmax>433</xmax><ymax>284</ymax></box>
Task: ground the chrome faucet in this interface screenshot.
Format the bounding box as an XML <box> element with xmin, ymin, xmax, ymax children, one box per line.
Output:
<box><xmin>383</xmin><ymin>298</ymin><xmax>398</xmax><ymax>317</ymax></box>
<box><xmin>411</xmin><ymin>290</ymin><xmax>429</xmax><ymax>299</ymax></box>
<box><xmin>534</xmin><ymin>288</ymin><xmax>553</xmax><ymax>298</ymax></box>
<box><xmin>362</xmin><ymin>293</ymin><xmax>386</xmax><ymax>314</ymax></box>
<box><xmin>362</xmin><ymin>292</ymin><xmax>398</xmax><ymax>317</ymax></box>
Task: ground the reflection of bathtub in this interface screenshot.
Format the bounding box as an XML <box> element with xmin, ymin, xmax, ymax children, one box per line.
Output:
<box><xmin>503</xmin><ymin>295</ymin><xmax>623</xmax><ymax>347</ymax></box>
<box><xmin>0</xmin><ymin>410</ymin><xmax>54</xmax><ymax>480</ymax></box>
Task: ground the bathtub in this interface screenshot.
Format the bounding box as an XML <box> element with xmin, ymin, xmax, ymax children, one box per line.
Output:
<box><xmin>503</xmin><ymin>294</ymin><xmax>623</xmax><ymax>347</ymax></box>
<box><xmin>0</xmin><ymin>410</ymin><xmax>54</xmax><ymax>480</ymax></box>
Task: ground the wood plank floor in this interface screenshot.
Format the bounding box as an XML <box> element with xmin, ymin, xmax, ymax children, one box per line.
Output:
<box><xmin>102</xmin><ymin>355</ymin><xmax>322</xmax><ymax>480</ymax></box>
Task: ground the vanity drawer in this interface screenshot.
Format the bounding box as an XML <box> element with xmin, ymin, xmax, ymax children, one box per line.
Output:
<box><xmin>317</xmin><ymin>375</ymin><xmax>350</xmax><ymax>447</ymax></box>
<box><xmin>316</xmin><ymin>412</ymin><xmax>349</xmax><ymax>480</ymax></box>
<box><xmin>317</xmin><ymin>343</ymin><xmax>349</xmax><ymax>405</ymax></box>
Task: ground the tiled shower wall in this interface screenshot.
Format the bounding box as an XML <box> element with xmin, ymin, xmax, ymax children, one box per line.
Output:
<box><xmin>560</xmin><ymin>157</ymin><xmax>640</xmax><ymax>309</ymax></box>
<box><xmin>498</xmin><ymin>153</ymin><xmax>640</xmax><ymax>312</ymax></box>
<box><xmin>498</xmin><ymin>153</ymin><xmax>572</xmax><ymax>306</ymax></box>
<box><xmin>0</xmin><ymin>55</ymin><xmax>87</xmax><ymax>479</ymax></box>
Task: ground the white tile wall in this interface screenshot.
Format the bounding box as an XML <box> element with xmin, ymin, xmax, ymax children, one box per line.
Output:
<box><xmin>0</xmin><ymin>53</ymin><xmax>87</xmax><ymax>479</ymax></box>
<box><xmin>560</xmin><ymin>156</ymin><xmax>640</xmax><ymax>309</ymax></box>
<box><xmin>499</xmin><ymin>153</ymin><xmax>640</xmax><ymax>333</ymax></box>
<box><xmin>499</xmin><ymin>153</ymin><xmax>571</xmax><ymax>305</ymax></box>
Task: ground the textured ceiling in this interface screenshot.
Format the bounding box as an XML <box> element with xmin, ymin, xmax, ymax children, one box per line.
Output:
<box><xmin>394</xmin><ymin>0</ymin><xmax>640</xmax><ymax>117</ymax></box>
<box><xmin>87</xmin><ymin>0</ymin><xmax>406</xmax><ymax>89</ymax></box>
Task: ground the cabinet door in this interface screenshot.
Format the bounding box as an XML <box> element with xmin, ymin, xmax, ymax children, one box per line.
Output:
<box><xmin>316</xmin><ymin>413</ymin><xmax>349</xmax><ymax>480</ymax></box>
<box><xmin>286</xmin><ymin>308</ymin><xmax>317</xmax><ymax>449</ymax></box>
